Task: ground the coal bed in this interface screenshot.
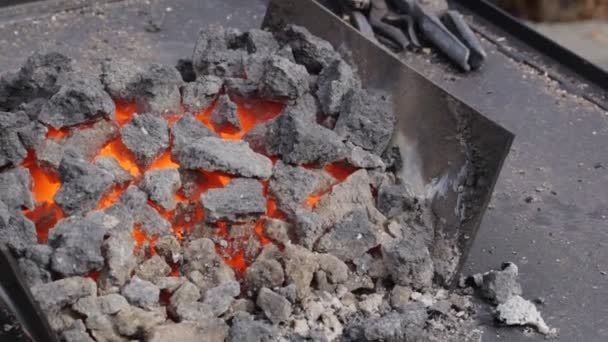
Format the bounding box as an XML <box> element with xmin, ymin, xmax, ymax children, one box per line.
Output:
<box><xmin>0</xmin><ymin>20</ymin><xmax>552</xmax><ymax>342</ymax></box>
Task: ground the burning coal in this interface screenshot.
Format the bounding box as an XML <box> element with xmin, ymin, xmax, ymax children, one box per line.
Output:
<box><xmin>0</xmin><ymin>24</ymin><xmax>486</xmax><ymax>341</ymax></box>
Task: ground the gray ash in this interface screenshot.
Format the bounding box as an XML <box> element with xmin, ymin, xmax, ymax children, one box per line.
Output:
<box><xmin>0</xmin><ymin>23</ymin><xmax>550</xmax><ymax>342</ymax></box>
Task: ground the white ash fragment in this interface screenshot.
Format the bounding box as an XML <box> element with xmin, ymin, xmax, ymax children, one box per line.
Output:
<box><xmin>154</xmin><ymin>234</ymin><xmax>182</xmax><ymax>264</ymax></box>
<box><xmin>99</xmin><ymin>231</ymin><xmax>136</xmax><ymax>293</ymax></box>
<box><xmin>282</xmin><ymin>243</ymin><xmax>319</xmax><ymax>299</ymax></box>
<box><xmin>245</xmin><ymin>258</ymin><xmax>285</xmax><ymax>293</ymax></box>
<box><xmin>202</xmin><ymin>281</ymin><xmax>241</xmax><ymax>316</ymax></box>
<box><xmin>382</xmin><ymin>235</ymin><xmax>434</xmax><ymax>290</ymax></box>
<box><xmin>39</xmin><ymin>73</ymin><xmax>115</xmax><ymax>129</ymax></box>
<box><xmin>135</xmin><ymin>255</ymin><xmax>171</xmax><ymax>282</ymax></box>
<box><xmin>170</xmin><ymin>113</ymin><xmax>217</xmax><ymax>152</ymax></box>
<box><xmin>475</xmin><ymin>262</ymin><xmax>523</xmax><ymax>304</ymax></box>
<box><xmin>61</xmin><ymin>319</ymin><xmax>95</xmax><ymax>342</ymax></box>
<box><xmin>111</xmin><ymin>305</ymin><xmax>167</xmax><ymax>338</ymax></box>
<box><xmin>210</xmin><ymin>94</ymin><xmax>241</xmax><ymax>131</ymax></box>
<box><xmin>181</xmin><ymin>75</ymin><xmax>223</xmax><ymax>113</ymax></box>
<box><xmin>175</xmin><ymin>302</ymin><xmax>214</xmax><ymax>322</ymax></box>
<box><xmin>201</xmin><ymin>178</ymin><xmax>266</xmax><ymax>222</ymax></box>
<box><xmin>147</xmin><ymin>320</ymin><xmax>229</xmax><ymax>342</ymax></box>
<box><xmin>496</xmin><ymin>296</ymin><xmax>556</xmax><ymax>336</ymax></box>
<box><xmin>169</xmin><ymin>281</ymin><xmax>201</xmax><ymax>316</ymax></box>
<box><xmin>31</xmin><ymin>276</ymin><xmax>96</xmax><ymax>312</ymax></box>
<box><xmin>177</xmin><ymin>137</ymin><xmax>272</xmax><ymax>179</ymax></box>
<box><xmin>316</xmin><ymin>209</ymin><xmax>379</xmax><ymax>262</ymax></box>
<box><xmin>120</xmin><ymin>113</ymin><xmax>169</xmax><ymax>167</ymax></box>
<box><xmin>94</xmin><ymin>156</ymin><xmax>132</xmax><ymax>186</ymax></box>
<box><xmin>226</xmin><ymin>312</ymin><xmax>279</xmax><ymax>342</ymax></box>
<box><xmin>133</xmin><ymin>64</ymin><xmax>183</xmax><ymax>116</ymax></box>
<box><xmin>335</xmin><ymin>88</ymin><xmax>396</xmax><ymax>155</ymax></box>
<box><xmin>121</xmin><ymin>276</ymin><xmax>160</xmax><ymax>310</ymax></box>
<box><xmin>274</xmin><ymin>25</ymin><xmax>340</xmax><ymax>74</ymax></box>
<box><xmin>258</xmin><ymin>55</ymin><xmax>310</xmax><ymax>103</ymax></box>
<box><xmin>140</xmin><ymin>168</ymin><xmax>182</xmax><ymax>211</ymax></box>
<box><xmin>262</xmin><ymin>218</ymin><xmax>291</xmax><ymax>245</ymax></box>
<box><xmin>72</xmin><ymin>293</ymin><xmax>129</xmax><ymax>318</ymax></box>
<box><xmin>120</xmin><ymin>185</ymin><xmax>171</xmax><ymax>236</ymax></box>
<box><xmin>0</xmin><ymin>167</ymin><xmax>35</xmax><ymax>210</ymax></box>
<box><xmin>85</xmin><ymin>313</ymin><xmax>124</xmax><ymax>342</ymax></box>
<box><xmin>256</xmin><ymin>287</ymin><xmax>292</xmax><ymax>324</ymax></box>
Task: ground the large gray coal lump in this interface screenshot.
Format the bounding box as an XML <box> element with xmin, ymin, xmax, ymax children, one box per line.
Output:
<box><xmin>120</xmin><ymin>113</ymin><xmax>169</xmax><ymax>167</ymax></box>
<box><xmin>274</xmin><ymin>25</ymin><xmax>340</xmax><ymax>74</ymax></box>
<box><xmin>176</xmin><ymin>137</ymin><xmax>272</xmax><ymax>179</ymax></box>
<box><xmin>170</xmin><ymin>113</ymin><xmax>217</xmax><ymax>153</ymax></box>
<box><xmin>39</xmin><ymin>75</ymin><xmax>115</xmax><ymax>129</ymax></box>
<box><xmin>258</xmin><ymin>56</ymin><xmax>310</xmax><ymax>103</ymax></box>
<box><xmin>134</xmin><ymin>64</ymin><xmax>183</xmax><ymax>116</ymax></box>
<box><xmin>334</xmin><ymin>89</ymin><xmax>396</xmax><ymax>155</ymax></box>
<box><xmin>192</xmin><ymin>25</ymin><xmax>245</xmax><ymax>78</ymax></box>
<box><xmin>316</xmin><ymin>209</ymin><xmax>378</xmax><ymax>262</ymax></box>
<box><xmin>140</xmin><ymin>168</ymin><xmax>182</xmax><ymax>211</ymax></box>
<box><xmin>100</xmin><ymin>58</ymin><xmax>144</xmax><ymax>101</ymax></box>
<box><xmin>316</xmin><ymin>59</ymin><xmax>359</xmax><ymax>115</ymax></box>
<box><xmin>0</xmin><ymin>167</ymin><xmax>35</xmax><ymax>210</ymax></box>
<box><xmin>54</xmin><ymin>151</ymin><xmax>114</xmax><ymax>215</ymax></box>
<box><xmin>120</xmin><ymin>185</ymin><xmax>171</xmax><ymax>237</ymax></box>
<box><xmin>210</xmin><ymin>94</ymin><xmax>241</xmax><ymax>131</ymax></box>
<box><xmin>181</xmin><ymin>75</ymin><xmax>223</xmax><ymax>113</ymax></box>
<box><xmin>201</xmin><ymin>178</ymin><xmax>266</xmax><ymax>222</ymax></box>
<box><xmin>0</xmin><ymin>201</ymin><xmax>36</xmax><ymax>255</ymax></box>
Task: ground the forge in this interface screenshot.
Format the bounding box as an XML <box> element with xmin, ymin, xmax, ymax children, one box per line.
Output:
<box><xmin>0</xmin><ymin>1</ymin><xmax>517</xmax><ymax>341</ymax></box>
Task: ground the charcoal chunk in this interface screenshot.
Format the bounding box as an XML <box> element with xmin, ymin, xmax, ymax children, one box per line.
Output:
<box><xmin>72</xmin><ymin>294</ymin><xmax>129</xmax><ymax>317</ymax></box>
<box><xmin>54</xmin><ymin>151</ymin><xmax>114</xmax><ymax>215</ymax></box>
<box><xmin>100</xmin><ymin>58</ymin><xmax>143</xmax><ymax>100</ymax></box>
<box><xmin>210</xmin><ymin>94</ymin><xmax>241</xmax><ymax>131</ymax></box>
<box><xmin>316</xmin><ymin>209</ymin><xmax>378</xmax><ymax>261</ymax></box>
<box><xmin>0</xmin><ymin>204</ymin><xmax>36</xmax><ymax>255</ymax></box>
<box><xmin>377</xmin><ymin>182</ymin><xmax>417</xmax><ymax>219</ymax></box>
<box><xmin>140</xmin><ymin>168</ymin><xmax>181</xmax><ymax>210</ymax></box>
<box><xmin>170</xmin><ymin>113</ymin><xmax>217</xmax><ymax>152</ymax></box>
<box><xmin>147</xmin><ymin>321</ymin><xmax>229</xmax><ymax>342</ymax></box>
<box><xmin>245</xmin><ymin>259</ymin><xmax>285</xmax><ymax>292</ymax></box>
<box><xmin>335</xmin><ymin>89</ymin><xmax>396</xmax><ymax>155</ymax></box>
<box><xmin>316</xmin><ymin>59</ymin><xmax>358</xmax><ymax>115</ymax></box>
<box><xmin>0</xmin><ymin>130</ymin><xmax>27</xmax><ymax>167</ymax></box>
<box><xmin>48</xmin><ymin>213</ymin><xmax>110</xmax><ymax>276</ymax></box>
<box><xmin>268</xmin><ymin>161</ymin><xmax>320</xmax><ymax>215</ymax></box>
<box><xmin>120</xmin><ymin>185</ymin><xmax>171</xmax><ymax>236</ymax></box>
<box><xmin>227</xmin><ymin>314</ymin><xmax>279</xmax><ymax>342</ymax></box>
<box><xmin>382</xmin><ymin>236</ymin><xmax>434</xmax><ymax>290</ymax></box>
<box><xmin>381</xmin><ymin>146</ymin><xmax>403</xmax><ymax>173</ymax></box>
<box><xmin>30</xmin><ymin>276</ymin><xmax>96</xmax><ymax>312</ymax></box>
<box><xmin>177</xmin><ymin>137</ymin><xmax>272</xmax><ymax>179</ymax></box>
<box><xmin>61</xmin><ymin>320</ymin><xmax>95</xmax><ymax>342</ymax></box>
<box><xmin>94</xmin><ymin>156</ymin><xmax>132</xmax><ymax>185</ymax></box>
<box><xmin>182</xmin><ymin>238</ymin><xmax>222</xmax><ymax>274</ymax></box>
<box><xmin>275</xmin><ymin>25</ymin><xmax>339</xmax><ymax>74</ymax></box>
<box><xmin>283</xmin><ymin>244</ymin><xmax>319</xmax><ymax>299</ymax></box>
<box><xmin>121</xmin><ymin>113</ymin><xmax>169</xmax><ymax>167</ymax></box>
<box><xmin>192</xmin><ymin>25</ymin><xmax>245</xmax><ymax>78</ymax></box>
<box><xmin>281</xmin><ymin>92</ymin><xmax>318</xmax><ymax>122</ymax></box>
<box><xmin>242</xmin><ymin>54</ymin><xmax>268</xmax><ymax>84</ymax></box>
<box><xmin>258</xmin><ymin>56</ymin><xmax>310</xmax><ymax>103</ymax></box>
<box><xmin>112</xmin><ymin>305</ymin><xmax>166</xmax><ymax>337</ymax></box>
<box><xmin>181</xmin><ymin>75</ymin><xmax>223</xmax><ymax>113</ymax></box>
<box><xmin>230</xmin><ymin>29</ymin><xmax>280</xmax><ymax>54</ymax></box>
<box><xmin>0</xmin><ymin>52</ymin><xmax>74</xmax><ymax>111</ymax></box>
<box><xmin>0</xmin><ymin>167</ymin><xmax>34</xmax><ymax>210</ymax></box>
<box><xmin>243</xmin><ymin>115</ymin><xmax>346</xmax><ymax>165</ymax></box>
<box><xmin>262</xmin><ymin>218</ymin><xmax>291</xmax><ymax>244</ymax></box>
<box><xmin>256</xmin><ymin>287</ymin><xmax>292</xmax><ymax>324</ymax></box>
<box><xmin>169</xmin><ymin>281</ymin><xmax>201</xmax><ymax>314</ymax></box>
<box><xmin>121</xmin><ymin>276</ymin><xmax>160</xmax><ymax>309</ymax></box>
<box><xmin>344</xmin><ymin>304</ymin><xmax>428</xmax><ymax>341</ymax></box>
<box><xmin>294</xmin><ymin>209</ymin><xmax>325</xmax><ymax>249</ymax></box>
<box><xmin>175</xmin><ymin>302</ymin><xmax>214</xmax><ymax>322</ymax></box>
<box><xmin>135</xmin><ymin>255</ymin><xmax>171</xmax><ymax>282</ymax></box>
<box><xmin>16</xmin><ymin>120</ymin><xmax>48</xmax><ymax>150</ymax></box>
<box><xmin>201</xmin><ymin>178</ymin><xmax>266</xmax><ymax>222</ymax></box>
<box><xmin>134</xmin><ymin>64</ymin><xmax>183</xmax><ymax>115</ymax></box>
<box><xmin>203</xmin><ymin>281</ymin><xmax>240</xmax><ymax>316</ymax></box>
<box><xmin>347</xmin><ymin>143</ymin><xmax>386</xmax><ymax>170</ymax></box>
<box><xmin>18</xmin><ymin>257</ymin><xmax>51</xmax><ymax>287</ymax></box>
<box><xmin>37</xmin><ymin>119</ymin><xmax>119</xmax><ymax>170</ymax></box>
<box><xmin>39</xmin><ymin>75</ymin><xmax>115</xmax><ymax>129</ymax></box>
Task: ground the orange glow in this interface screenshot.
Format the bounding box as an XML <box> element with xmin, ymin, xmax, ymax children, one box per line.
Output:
<box><xmin>96</xmin><ymin>185</ymin><xmax>126</xmax><ymax>210</ymax></box>
<box><xmin>133</xmin><ymin>225</ymin><xmax>157</xmax><ymax>256</ymax></box>
<box><xmin>46</xmin><ymin>127</ymin><xmax>69</xmax><ymax>139</ymax></box>
<box><xmin>97</xmin><ymin>139</ymin><xmax>141</xmax><ymax>177</ymax></box>
<box><xmin>223</xmin><ymin>249</ymin><xmax>247</xmax><ymax>274</ymax></box>
<box><xmin>255</xmin><ymin>220</ymin><xmax>272</xmax><ymax>246</ymax></box>
<box><xmin>24</xmin><ymin>202</ymin><xmax>64</xmax><ymax>243</ymax></box>
<box><xmin>86</xmin><ymin>271</ymin><xmax>100</xmax><ymax>281</ymax></box>
<box><xmin>21</xmin><ymin>151</ymin><xmax>61</xmax><ymax>204</ymax></box>
<box><xmin>169</xmin><ymin>263</ymin><xmax>180</xmax><ymax>277</ymax></box>
<box><xmin>324</xmin><ymin>162</ymin><xmax>356</xmax><ymax>182</ymax></box>
<box><xmin>115</xmin><ymin>101</ymin><xmax>136</xmax><ymax>127</ymax></box>
<box><xmin>305</xmin><ymin>194</ymin><xmax>322</xmax><ymax>208</ymax></box>
<box><xmin>266</xmin><ymin>198</ymin><xmax>285</xmax><ymax>219</ymax></box>
<box><xmin>148</xmin><ymin>150</ymin><xmax>179</xmax><ymax>170</ymax></box>
<box><xmin>196</xmin><ymin>97</ymin><xmax>283</xmax><ymax>140</ymax></box>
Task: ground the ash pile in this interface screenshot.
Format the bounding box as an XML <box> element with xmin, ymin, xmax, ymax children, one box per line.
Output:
<box><xmin>0</xmin><ymin>23</ymin><xmax>551</xmax><ymax>342</ymax></box>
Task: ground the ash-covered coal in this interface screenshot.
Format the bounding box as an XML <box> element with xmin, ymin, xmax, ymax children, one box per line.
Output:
<box><xmin>0</xmin><ymin>23</ymin><xmax>552</xmax><ymax>342</ymax></box>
